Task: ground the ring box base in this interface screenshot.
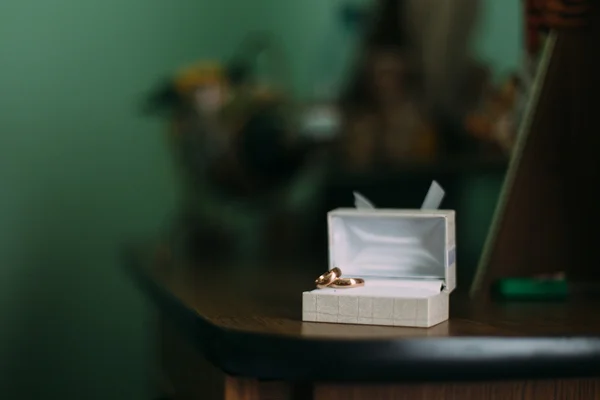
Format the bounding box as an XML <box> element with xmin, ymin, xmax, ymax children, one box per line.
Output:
<box><xmin>302</xmin><ymin>291</ymin><xmax>449</xmax><ymax>328</ymax></box>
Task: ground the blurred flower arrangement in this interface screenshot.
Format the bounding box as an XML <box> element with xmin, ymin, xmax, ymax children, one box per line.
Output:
<box><xmin>464</xmin><ymin>72</ymin><xmax>527</xmax><ymax>155</ymax></box>
<box><xmin>145</xmin><ymin>34</ymin><xmax>326</xmax><ymax>262</ymax></box>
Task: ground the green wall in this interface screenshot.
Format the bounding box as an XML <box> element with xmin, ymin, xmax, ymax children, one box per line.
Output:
<box><xmin>475</xmin><ymin>0</ymin><xmax>524</xmax><ymax>79</ymax></box>
<box><xmin>0</xmin><ymin>1</ymin><xmax>269</xmax><ymax>398</ymax></box>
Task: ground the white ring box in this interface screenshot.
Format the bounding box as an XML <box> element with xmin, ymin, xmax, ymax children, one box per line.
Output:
<box><xmin>302</xmin><ymin>182</ymin><xmax>455</xmax><ymax>328</ymax></box>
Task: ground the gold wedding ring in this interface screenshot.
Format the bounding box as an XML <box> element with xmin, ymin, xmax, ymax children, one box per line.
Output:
<box><xmin>315</xmin><ymin>267</ymin><xmax>342</xmax><ymax>288</ymax></box>
<box><xmin>314</xmin><ymin>267</ymin><xmax>364</xmax><ymax>289</ymax></box>
<box><xmin>330</xmin><ymin>278</ymin><xmax>365</xmax><ymax>288</ymax></box>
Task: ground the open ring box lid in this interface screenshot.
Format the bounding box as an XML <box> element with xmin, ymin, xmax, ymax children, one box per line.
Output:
<box><xmin>302</xmin><ymin>181</ymin><xmax>456</xmax><ymax>328</ymax></box>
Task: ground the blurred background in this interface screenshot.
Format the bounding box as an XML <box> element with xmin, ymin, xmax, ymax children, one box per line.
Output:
<box><xmin>0</xmin><ymin>0</ymin><xmax>545</xmax><ymax>398</ymax></box>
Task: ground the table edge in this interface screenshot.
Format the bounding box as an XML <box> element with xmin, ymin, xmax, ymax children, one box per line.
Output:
<box><xmin>124</xmin><ymin>252</ymin><xmax>600</xmax><ymax>382</ymax></box>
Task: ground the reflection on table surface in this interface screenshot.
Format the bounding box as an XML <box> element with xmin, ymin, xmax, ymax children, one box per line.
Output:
<box><xmin>131</xmin><ymin>244</ymin><xmax>600</xmax><ymax>340</ymax></box>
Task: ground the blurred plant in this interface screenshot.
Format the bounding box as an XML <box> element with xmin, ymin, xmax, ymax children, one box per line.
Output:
<box><xmin>144</xmin><ymin>33</ymin><xmax>326</xmax><ymax>262</ymax></box>
<box><xmin>464</xmin><ymin>73</ymin><xmax>526</xmax><ymax>155</ymax></box>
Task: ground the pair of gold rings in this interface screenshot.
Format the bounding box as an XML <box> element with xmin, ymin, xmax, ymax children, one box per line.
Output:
<box><xmin>315</xmin><ymin>267</ymin><xmax>364</xmax><ymax>289</ymax></box>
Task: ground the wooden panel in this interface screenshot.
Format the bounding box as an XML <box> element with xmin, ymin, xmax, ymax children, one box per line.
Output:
<box><xmin>562</xmin><ymin>23</ymin><xmax>600</xmax><ymax>282</ymax></box>
<box><xmin>472</xmin><ymin>4</ymin><xmax>600</xmax><ymax>298</ymax></box>
<box><xmin>471</xmin><ymin>32</ymin><xmax>569</xmax><ymax>297</ymax></box>
<box><xmin>315</xmin><ymin>379</ymin><xmax>600</xmax><ymax>400</ymax></box>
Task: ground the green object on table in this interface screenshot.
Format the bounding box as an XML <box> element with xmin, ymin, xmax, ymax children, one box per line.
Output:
<box><xmin>493</xmin><ymin>278</ymin><xmax>568</xmax><ymax>301</ymax></box>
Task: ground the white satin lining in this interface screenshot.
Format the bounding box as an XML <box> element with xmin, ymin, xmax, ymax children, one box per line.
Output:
<box><xmin>314</xmin><ymin>278</ymin><xmax>443</xmax><ymax>298</ymax></box>
<box><xmin>329</xmin><ymin>213</ymin><xmax>446</xmax><ymax>279</ymax></box>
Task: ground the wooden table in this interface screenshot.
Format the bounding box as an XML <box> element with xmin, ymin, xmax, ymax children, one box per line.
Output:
<box><xmin>125</xmin><ymin>246</ymin><xmax>600</xmax><ymax>400</ymax></box>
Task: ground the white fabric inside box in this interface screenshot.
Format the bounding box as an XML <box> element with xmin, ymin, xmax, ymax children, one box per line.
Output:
<box><xmin>324</xmin><ymin>210</ymin><xmax>447</xmax><ymax>297</ymax></box>
<box><xmin>314</xmin><ymin>279</ymin><xmax>443</xmax><ymax>298</ymax></box>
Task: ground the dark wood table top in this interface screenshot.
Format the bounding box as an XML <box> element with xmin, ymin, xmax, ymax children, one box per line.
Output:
<box><xmin>125</xmin><ymin>244</ymin><xmax>600</xmax><ymax>382</ymax></box>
